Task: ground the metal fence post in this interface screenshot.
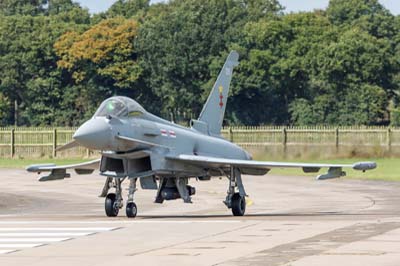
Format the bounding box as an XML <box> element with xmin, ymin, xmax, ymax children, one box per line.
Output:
<box><xmin>335</xmin><ymin>127</ymin><xmax>339</xmax><ymax>151</ymax></box>
<box><xmin>10</xmin><ymin>129</ymin><xmax>15</xmax><ymax>158</ymax></box>
<box><xmin>387</xmin><ymin>127</ymin><xmax>391</xmax><ymax>152</ymax></box>
<box><xmin>282</xmin><ymin>127</ymin><xmax>287</xmax><ymax>156</ymax></box>
<box><xmin>52</xmin><ymin>129</ymin><xmax>57</xmax><ymax>158</ymax></box>
<box><xmin>282</xmin><ymin>127</ymin><xmax>287</xmax><ymax>146</ymax></box>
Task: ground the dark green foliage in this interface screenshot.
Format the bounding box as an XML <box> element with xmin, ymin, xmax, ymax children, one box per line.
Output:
<box><xmin>0</xmin><ymin>0</ymin><xmax>398</xmax><ymax>126</ymax></box>
<box><xmin>391</xmin><ymin>107</ymin><xmax>400</xmax><ymax>127</ymax></box>
<box><xmin>0</xmin><ymin>0</ymin><xmax>46</xmax><ymax>16</ymax></box>
<box><xmin>107</xmin><ymin>0</ymin><xmax>150</xmax><ymax>18</ymax></box>
<box><xmin>0</xmin><ymin>0</ymin><xmax>90</xmax><ymax>126</ymax></box>
<box><xmin>136</xmin><ymin>0</ymin><xmax>283</xmax><ymax>122</ymax></box>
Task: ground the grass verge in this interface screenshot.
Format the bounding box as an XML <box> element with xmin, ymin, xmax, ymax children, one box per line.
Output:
<box><xmin>0</xmin><ymin>158</ymin><xmax>87</xmax><ymax>169</ymax></box>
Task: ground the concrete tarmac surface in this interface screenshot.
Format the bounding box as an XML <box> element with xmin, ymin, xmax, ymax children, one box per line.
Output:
<box><xmin>0</xmin><ymin>169</ymin><xmax>400</xmax><ymax>266</ymax></box>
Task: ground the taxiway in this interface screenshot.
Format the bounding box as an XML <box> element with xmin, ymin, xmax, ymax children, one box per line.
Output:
<box><xmin>0</xmin><ymin>169</ymin><xmax>399</xmax><ymax>265</ymax></box>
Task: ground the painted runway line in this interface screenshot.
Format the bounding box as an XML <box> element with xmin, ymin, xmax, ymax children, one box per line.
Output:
<box><xmin>0</xmin><ymin>227</ymin><xmax>116</xmax><ymax>232</ymax></box>
<box><xmin>0</xmin><ymin>220</ymin><xmax>242</xmax><ymax>255</ymax></box>
<box><xmin>0</xmin><ymin>250</ymin><xmax>15</xmax><ymax>254</ymax></box>
<box><xmin>0</xmin><ymin>244</ymin><xmax>43</xmax><ymax>248</ymax></box>
<box><xmin>0</xmin><ymin>225</ymin><xmax>118</xmax><ymax>255</ymax></box>
<box><xmin>0</xmin><ymin>220</ymin><xmax>242</xmax><ymax>225</ymax></box>
<box><xmin>0</xmin><ymin>238</ymin><xmax>71</xmax><ymax>242</ymax></box>
<box><xmin>0</xmin><ymin>232</ymin><xmax>94</xmax><ymax>237</ymax></box>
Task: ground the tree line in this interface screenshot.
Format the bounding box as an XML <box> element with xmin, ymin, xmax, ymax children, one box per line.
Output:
<box><xmin>0</xmin><ymin>0</ymin><xmax>399</xmax><ymax>127</ymax></box>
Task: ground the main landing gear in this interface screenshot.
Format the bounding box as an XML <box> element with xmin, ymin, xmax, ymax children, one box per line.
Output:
<box><xmin>102</xmin><ymin>177</ymin><xmax>138</xmax><ymax>218</ymax></box>
<box><xmin>224</xmin><ymin>167</ymin><xmax>247</xmax><ymax>216</ymax></box>
<box><xmin>126</xmin><ymin>202</ymin><xmax>137</xmax><ymax>218</ymax></box>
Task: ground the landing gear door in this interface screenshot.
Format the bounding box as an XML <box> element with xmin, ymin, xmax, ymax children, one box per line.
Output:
<box><xmin>140</xmin><ymin>176</ymin><xmax>158</xmax><ymax>190</ymax></box>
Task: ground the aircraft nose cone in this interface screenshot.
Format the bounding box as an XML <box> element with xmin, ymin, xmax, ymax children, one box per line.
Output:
<box><xmin>73</xmin><ymin>117</ymin><xmax>112</xmax><ymax>150</ymax></box>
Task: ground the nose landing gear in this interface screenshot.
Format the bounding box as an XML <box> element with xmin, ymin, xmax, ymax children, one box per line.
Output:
<box><xmin>103</xmin><ymin>177</ymin><xmax>138</xmax><ymax>218</ymax></box>
<box><xmin>104</xmin><ymin>177</ymin><xmax>123</xmax><ymax>217</ymax></box>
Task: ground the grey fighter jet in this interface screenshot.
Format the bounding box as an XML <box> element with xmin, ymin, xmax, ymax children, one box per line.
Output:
<box><xmin>27</xmin><ymin>51</ymin><xmax>377</xmax><ymax>218</ymax></box>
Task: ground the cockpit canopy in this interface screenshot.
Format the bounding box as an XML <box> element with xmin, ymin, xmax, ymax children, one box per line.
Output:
<box><xmin>94</xmin><ymin>96</ymin><xmax>146</xmax><ymax>118</ymax></box>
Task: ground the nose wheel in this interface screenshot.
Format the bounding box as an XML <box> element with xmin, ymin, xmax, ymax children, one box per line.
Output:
<box><xmin>105</xmin><ymin>193</ymin><xmax>119</xmax><ymax>217</ymax></box>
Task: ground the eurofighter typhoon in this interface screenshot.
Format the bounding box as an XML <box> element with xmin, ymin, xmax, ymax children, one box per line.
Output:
<box><xmin>27</xmin><ymin>51</ymin><xmax>376</xmax><ymax>218</ymax></box>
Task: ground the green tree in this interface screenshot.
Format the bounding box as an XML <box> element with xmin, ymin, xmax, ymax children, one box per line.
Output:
<box><xmin>0</xmin><ymin>0</ymin><xmax>46</xmax><ymax>16</ymax></box>
<box><xmin>326</xmin><ymin>0</ymin><xmax>396</xmax><ymax>38</ymax></box>
<box><xmin>107</xmin><ymin>0</ymin><xmax>150</xmax><ymax>18</ymax></box>
<box><xmin>302</xmin><ymin>28</ymin><xmax>393</xmax><ymax>125</ymax></box>
<box><xmin>0</xmin><ymin>93</ymin><xmax>12</xmax><ymax>125</ymax></box>
<box><xmin>54</xmin><ymin>17</ymin><xmax>150</xmax><ymax>119</ymax></box>
<box><xmin>232</xmin><ymin>12</ymin><xmax>336</xmax><ymax>125</ymax></box>
<box><xmin>237</xmin><ymin>8</ymin><xmax>397</xmax><ymax>126</ymax></box>
<box><xmin>0</xmin><ymin>1</ymin><xmax>90</xmax><ymax>126</ymax></box>
<box><xmin>0</xmin><ymin>0</ymin><xmax>398</xmax><ymax>127</ymax></box>
<box><xmin>55</xmin><ymin>18</ymin><xmax>142</xmax><ymax>88</ymax></box>
<box><xmin>136</xmin><ymin>0</ymin><xmax>283</xmax><ymax>122</ymax></box>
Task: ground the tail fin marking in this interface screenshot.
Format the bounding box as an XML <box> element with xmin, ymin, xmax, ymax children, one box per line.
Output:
<box><xmin>198</xmin><ymin>51</ymin><xmax>239</xmax><ymax>135</ymax></box>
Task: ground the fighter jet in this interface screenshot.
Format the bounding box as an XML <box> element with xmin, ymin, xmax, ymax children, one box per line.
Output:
<box><xmin>27</xmin><ymin>51</ymin><xmax>377</xmax><ymax>218</ymax></box>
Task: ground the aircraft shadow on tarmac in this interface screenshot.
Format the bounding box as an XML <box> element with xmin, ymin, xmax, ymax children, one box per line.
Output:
<box><xmin>137</xmin><ymin>211</ymin><xmax>393</xmax><ymax>219</ymax></box>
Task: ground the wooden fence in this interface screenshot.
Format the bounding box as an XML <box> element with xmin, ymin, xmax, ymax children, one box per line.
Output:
<box><xmin>0</xmin><ymin>126</ymin><xmax>399</xmax><ymax>158</ymax></box>
<box><xmin>0</xmin><ymin>127</ymin><xmax>87</xmax><ymax>158</ymax></box>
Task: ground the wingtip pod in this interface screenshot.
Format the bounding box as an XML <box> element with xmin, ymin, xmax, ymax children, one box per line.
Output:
<box><xmin>352</xmin><ymin>162</ymin><xmax>377</xmax><ymax>171</ymax></box>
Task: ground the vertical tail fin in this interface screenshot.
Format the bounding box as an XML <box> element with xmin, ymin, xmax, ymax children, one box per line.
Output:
<box><xmin>198</xmin><ymin>51</ymin><xmax>239</xmax><ymax>135</ymax></box>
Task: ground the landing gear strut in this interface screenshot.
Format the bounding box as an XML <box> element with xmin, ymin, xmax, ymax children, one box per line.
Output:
<box><xmin>224</xmin><ymin>167</ymin><xmax>247</xmax><ymax>216</ymax></box>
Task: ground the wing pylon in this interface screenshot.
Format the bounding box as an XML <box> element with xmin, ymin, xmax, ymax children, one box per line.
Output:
<box><xmin>26</xmin><ymin>159</ymin><xmax>101</xmax><ymax>182</ymax></box>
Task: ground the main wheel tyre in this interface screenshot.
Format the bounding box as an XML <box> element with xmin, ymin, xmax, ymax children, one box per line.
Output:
<box><xmin>105</xmin><ymin>193</ymin><xmax>119</xmax><ymax>217</ymax></box>
<box><xmin>126</xmin><ymin>202</ymin><xmax>137</xmax><ymax>218</ymax></box>
<box><xmin>231</xmin><ymin>193</ymin><xmax>246</xmax><ymax>216</ymax></box>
